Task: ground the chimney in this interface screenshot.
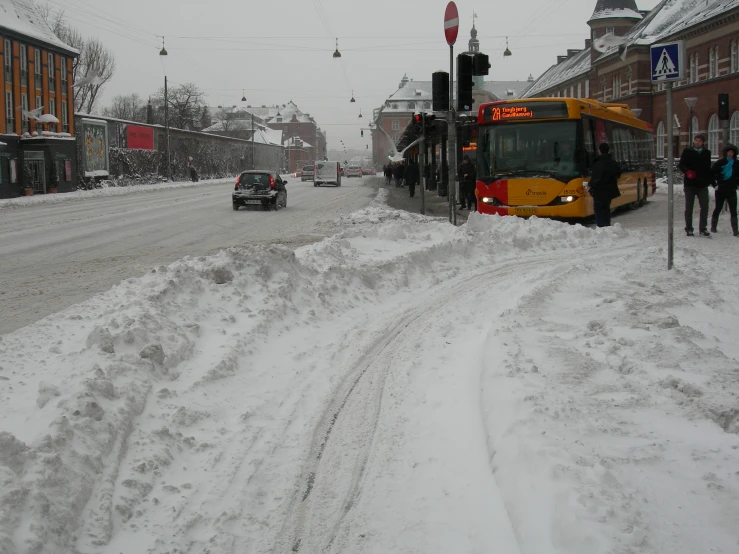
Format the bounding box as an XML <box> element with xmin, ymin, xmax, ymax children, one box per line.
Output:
<box><xmin>567</xmin><ymin>49</ymin><xmax>581</xmax><ymax>58</ymax></box>
<box><xmin>585</xmin><ymin>38</ymin><xmax>592</xmax><ymax>49</ymax></box>
<box><xmin>557</xmin><ymin>55</ymin><xmax>568</xmax><ymax>64</ymax></box>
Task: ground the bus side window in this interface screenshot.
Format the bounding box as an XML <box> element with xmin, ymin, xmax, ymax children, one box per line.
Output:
<box><xmin>582</xmin><ymin>118</ymin><xmax>596</xmax><ymax>170</ymax></box>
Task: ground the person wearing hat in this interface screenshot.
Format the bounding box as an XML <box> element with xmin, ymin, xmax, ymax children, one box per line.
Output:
<box><xmin>711</xmin><ymin>144</ymin><xmax>739</xmax><ymax>235</ymax></box>
<box><xmin>679</xmin><ymin>132</ymin><xmax>715</xmax><ymax>236</ymax></box>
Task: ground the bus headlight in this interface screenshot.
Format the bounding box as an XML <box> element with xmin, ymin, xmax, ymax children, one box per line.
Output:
<box><xmin>482</xmin><ymin>197</ymin><xmax>494</xmax><ymax>203</ymax></box>
<box><xmin>559</xmin><ymin>195</ymin><xmax>576</xmax><ymax>203</ymax></box>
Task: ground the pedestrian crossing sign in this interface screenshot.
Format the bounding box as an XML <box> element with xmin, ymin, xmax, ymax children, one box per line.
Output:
<box><xmin>651</xmin><ymin>41</ymin><xmax>684</xmax><ymax>82</ymax></box>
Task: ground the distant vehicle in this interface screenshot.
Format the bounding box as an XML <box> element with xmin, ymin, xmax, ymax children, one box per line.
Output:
<box><xmin>362</xmin><ymin>167</ymin><xmax>376</xmax><ymax>176</ymax></box>
<box><xmin>233</xmin><ymin>170</ymin><xmax>288</xmax><ymax>210</ymax></box>
<box><xmin>314</xmin><ymin>161</ymin><xmax>342</xmax><ymax>187</ymax></box>
<box><xmin>345</xmin><ymin>165</ymin><xmax>363</xmax><ymax>178</ymax></box>
<box><xmin>301</xmin><ymin>164</ymin><xmax>315</xmax><ymax>182</ymax></box>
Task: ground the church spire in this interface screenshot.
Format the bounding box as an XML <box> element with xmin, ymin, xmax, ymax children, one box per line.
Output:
<box><xmin>468</xmin><ymin>11</ymin><xmax>480</xmax><ymax>53</ymax></box>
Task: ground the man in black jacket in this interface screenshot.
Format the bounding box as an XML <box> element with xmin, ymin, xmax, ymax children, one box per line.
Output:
<box><xmin>711</xmin><ymin>144</ymin><xmax>739</xmax><ymax>235</ymax></box>
<box><xmin>589</xmin><ymin>143</ymin><xmax>622</xmax><ymax>227</ymax></box>
<box><xmin>405</xmin><ymin>160</ymin><xmax>419</xmax><ymax>198</ymax></box>
<box><xmin>457</xmin><ymin>155</ymin><xmax>477</xmax><ymax>211</ymax></box>
<box><xmin>679</xmin><ymin>132</ymin><xmax>715</xmax><ymax>236</ymax></box>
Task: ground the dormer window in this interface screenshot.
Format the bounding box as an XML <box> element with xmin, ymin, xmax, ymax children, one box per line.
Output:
<box><xmin>605</xmin><ymin>26</ymin><xmax>614</xmax><ymax>34</ymax></box>
<box><xmin>408</xmin><ymin>101</ymin><xmax>416</xmax><ymax>109</ymax></box>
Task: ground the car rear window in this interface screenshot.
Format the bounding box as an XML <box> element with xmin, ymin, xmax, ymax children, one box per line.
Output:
<box><xmin>239</xmin><ymin>173</ymin><xmax>272</xmax><ymax>186</ymax></box>
<box><xmin>303</xmin><ymin>165</ymin><xmax>313</xmax><ymax>171</ymax></box>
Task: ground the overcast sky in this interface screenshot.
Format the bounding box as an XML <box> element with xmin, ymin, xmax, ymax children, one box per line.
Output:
<box><xmin>59</xmin><ymin>0</ymin><xmax>660</xmax><ymax>150</ymax></box>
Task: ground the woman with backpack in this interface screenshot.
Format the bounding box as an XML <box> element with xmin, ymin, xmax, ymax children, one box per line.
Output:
<box><xmin>711</xmin><ymin>144</ymin><xmax>739</xmax><ymax>236</ymax></box>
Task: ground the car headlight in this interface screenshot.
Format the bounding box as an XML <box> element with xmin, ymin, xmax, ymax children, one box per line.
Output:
<box><xmin>559</xmin><ymin>195</ymin><xmax>576</xmax><ymax>203</ymax></box>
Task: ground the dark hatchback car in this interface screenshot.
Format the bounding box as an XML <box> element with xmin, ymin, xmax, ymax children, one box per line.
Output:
<box><xmin>232</xmin><ymin>171</ymin><xmax>287</xmax><ymax>211</ymax></box>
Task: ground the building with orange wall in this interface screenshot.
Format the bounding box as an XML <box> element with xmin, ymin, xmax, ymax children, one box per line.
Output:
<box><xmin>0</xmin><ymin>0</ymin><xmax>79</xmax><ymax>198</ymax></box>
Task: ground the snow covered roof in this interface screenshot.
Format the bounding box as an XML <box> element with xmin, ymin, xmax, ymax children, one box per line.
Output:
<box><xmin>247</xmin><ymin>101</ymin><xmax>315</xmax><ymax>125</ymax></box>
<box><xmin>481</xmin><ymin>81</ymin><xmax>535</xmax><ymax>100</ymax></box>
<box><xmin>521</xmin><ymin>48</ymin><xmax>591</xmax><ymax>98</ymax></box>
<box><xmin>0</xmin><ymin>0</ymin><xmax>79</xmax><ymax>55</ymax></box>
<box><xmin>622</xmin><ymin>0</ymin><xmax>739</xmax><ymax>46</ymax></box>
<box><xmin>589</xmin><ymin>0</ymin><xmax>642</xmax><ymax>20</ymax></box>
<box><xmin>387</xmin><ymin>80</ymin><xmax>433</xmax><ymax>102</ymax></box>
<box><xmin>284</xmin><ymin>136</ymin><xmax>313</xmax><ymax>148</ymax></box>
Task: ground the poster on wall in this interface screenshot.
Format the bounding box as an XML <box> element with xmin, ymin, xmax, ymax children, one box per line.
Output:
<box><xmin>65</xmin><ymin>160</ymin><xmax>72</xmax><ymax>182</ymax></box>
<box><xmin>82</xmin><ymin>119</ymin><xmax>109</xmax><ymax>177</ymax></box>
<box><xmin>126</xmin><ymin>125</ymin><xmax>155</xmax><ymax>150</ymax></box>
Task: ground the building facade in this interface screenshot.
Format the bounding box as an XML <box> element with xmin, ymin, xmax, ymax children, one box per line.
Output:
<box><xmin>523</xmin><ymin>0</ymin><xmax>739</xmax><ymax>160</ymax></box>
<box><xmin>0</xmin><ymin>0</ymin><xmax>79</xmax><ymax>198</ymax></box>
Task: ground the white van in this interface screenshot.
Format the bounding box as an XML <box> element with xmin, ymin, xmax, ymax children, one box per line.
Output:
<box><xmin>314</xmin><ymin>161</ymin><xmax>342</xmax><ymax>187</ymax></box>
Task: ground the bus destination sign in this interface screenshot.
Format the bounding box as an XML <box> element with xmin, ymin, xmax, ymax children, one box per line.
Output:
<box><xmin>484</xmin><ymin>101</ymin><xmax>570</xmax><ymax>122</ymax></box>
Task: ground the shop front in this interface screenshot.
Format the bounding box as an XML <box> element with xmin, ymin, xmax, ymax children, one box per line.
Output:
<box><xmin>0</xmin><ymin>135</ymin><xmax>77</xmax><ymax>198</ymax></box>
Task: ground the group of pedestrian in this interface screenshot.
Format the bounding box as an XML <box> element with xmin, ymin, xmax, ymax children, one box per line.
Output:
<box><xmin>678</xmin><ymin>132</ymin><xmax>739</xmax><ymax>237</ymax></box>
<box><xmin>382</xmin><ymin>160</ymin><xmax>420</xmax><ymax>197</ymax></box>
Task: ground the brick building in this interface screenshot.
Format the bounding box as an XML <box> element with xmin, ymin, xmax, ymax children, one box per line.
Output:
<box><xmin>523</xmin><ymin>0</ymin><xmax>739</xmax><ymax>160</ymax></box>
<box><xmin>203</xmin><ymin>101</ymin><xmax>327</xmax><ymax>172</ymax></box>
<box><xmin>0</xmin><ymin>0</ymin><xmax>79</xmax><ymax>198</ymax></box>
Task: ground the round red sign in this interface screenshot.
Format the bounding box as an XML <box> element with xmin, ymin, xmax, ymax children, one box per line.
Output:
<box><xmin>444</xmin><ymin>2</ymin><xmax>459</xmax><ymax>46</ymax></box>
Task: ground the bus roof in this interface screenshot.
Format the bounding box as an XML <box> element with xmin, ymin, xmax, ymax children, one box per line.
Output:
<box><xmin>477</xmin><ymin>97</ymin><xmax>652</xmax><ymax>132</ymax></box>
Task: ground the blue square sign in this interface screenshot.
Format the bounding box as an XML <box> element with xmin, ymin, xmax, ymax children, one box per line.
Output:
<box><xmin>651</xmin><ymin>41</ymin><xmax>685</xmax><ymax>82</ymax></box>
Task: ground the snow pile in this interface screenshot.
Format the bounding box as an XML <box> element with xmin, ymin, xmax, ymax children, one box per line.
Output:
<box><xmin>0</xmin><ymin>177</ymin><xmax>236</xmax><ymax>210</ymax></box>
<box><xmin>0</xmin><ymin>199</ymin><xmax>738</xmax><ymax>554</ymax></box>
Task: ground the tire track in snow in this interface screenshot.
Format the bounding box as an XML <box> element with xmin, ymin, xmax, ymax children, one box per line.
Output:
<box><xmin>275</xmin><ymin>253</ymin><xmax>571</xmax><ymax>553</ymax></box>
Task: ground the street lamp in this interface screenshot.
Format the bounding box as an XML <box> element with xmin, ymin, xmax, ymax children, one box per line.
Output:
<box><xmin>333</xmin><ymin>38</ymin><xmax>341</xmax><ymax>58</ymax></box>
<box><xmin>159</xmin><ymin>38</ymin><xmax>172</xmax><ymax>182</ymax></box>
<box><xmin>685</xmin><ymin>97</ymin><xmax>699</xmax><ymax>143</ymax></box>
<box><xmin>503</xmin><ymin>37</ymin><xmax>512</xmax><ymax>57</ymax></box>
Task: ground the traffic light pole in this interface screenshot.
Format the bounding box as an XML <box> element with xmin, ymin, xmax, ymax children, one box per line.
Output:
<box><xmin>420</xmin><ymin>119</ymin><xmax>426</xmax><ymax>216</ymax></box>
<box><xmin>448</xmin><ymin>44</ymin><xmax>457</xmax><ymax>225</ymax></box>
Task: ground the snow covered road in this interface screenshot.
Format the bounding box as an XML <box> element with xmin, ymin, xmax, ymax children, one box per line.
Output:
<box><xmin>0</xmin><ymin>188</ymin><xmax>738</xmax><ymax>554</ymax></box>
<box><xmin>0</xmin><ymin>177</ymin><xmax>379</xmax><ymax>335</ymax></box>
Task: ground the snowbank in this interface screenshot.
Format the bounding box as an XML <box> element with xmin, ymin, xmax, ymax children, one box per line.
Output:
<box><xmin>0</xmin><ymin>195</ymin><xmax>737</xmax><ymax>554</ymax></box>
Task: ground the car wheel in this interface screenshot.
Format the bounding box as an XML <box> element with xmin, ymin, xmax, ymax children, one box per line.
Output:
<box><xmin>232</xmin><ymin>202</ymin><xmax>240</xmax><ymax>211</ymax></box>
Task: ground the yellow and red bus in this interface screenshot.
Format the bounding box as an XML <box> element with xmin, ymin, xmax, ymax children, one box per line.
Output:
<box><xmin>475</xmin><ymin>98</ymin><xmax>656</xmax><ymax>219</ymax></box>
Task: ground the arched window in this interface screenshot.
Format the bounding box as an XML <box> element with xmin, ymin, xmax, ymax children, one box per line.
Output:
<box><xmin>407</xmin><ymin>101</ymin><xmax>416</xmax><ymax>110</ymax></box>
<box><xmin>709</xmin><ymin>48</ymin><xmax>715</xmax><ymax>79</ymax></box>
<box><xmin>708</xmin><ymin>114</ymin><xmax>720</xmax><ymax>153</ymax></box>
<box><xmin>731</xmin><ymin>112</ymin><xmax>739</xmax><ymax>145</ymax></box>
<box><xmin>656</xmin><ymin>121</ymin><xmax>666</xmax><ymax>158</ymax></box>
<box><xmin>423</xmin><ymin>101</ymin><xmax>431</xmax><ymax>109</ymax></box>
<box><xmin>691</xmin><ymin>116</ymin><xmax>700</xmax><ymax>137</ymax></box>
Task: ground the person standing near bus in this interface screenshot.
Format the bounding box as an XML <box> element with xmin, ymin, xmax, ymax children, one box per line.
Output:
<box><xmin>711</xmin><ymin>144</ymin><xmax>739</xmax><ymax>236</ymax></box>
<box><xmin>679</xmin><ymin>132</ymin><xmax>714</xmax><ymax>236</ymax></box>
<box><xmin>588</xmin><ymin>143</ymin><xmax>622</xmax><ymax>227</ymax></box>
<box><xmin>457</xmin><ymin>155</ymin><xmax>477</xmax><ymax>211</ymax></box>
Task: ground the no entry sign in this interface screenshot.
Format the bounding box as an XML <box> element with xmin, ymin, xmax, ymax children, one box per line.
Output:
<box><xmin>444</xmin><ymin>2</ymin><xmax>459</xmax><ymax>46</ymax></box>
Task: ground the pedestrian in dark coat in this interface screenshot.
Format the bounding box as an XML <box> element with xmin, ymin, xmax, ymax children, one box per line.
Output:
<box><xmin>711</xmin><ymin>144</ymin><xmax>739</xmax><ymax>236</ymax></box>
<box><xmin>588</xmin><ymin>143</ymin><xmax>622</xmax><ymax>227</ymax></box>
<box><xmin>457</xmin><ymin>155</ymin><xmax>477</xmax><ymax>210</ymax></box>
<box><xmin>679</xmin><ymin>132</ymin><xmax>715</xmax><ymax>236</ymax></box>
<box><xmin>405</xmin><ymin>161</ymin><xmax>419</xmax><ymax>198</ymax></box>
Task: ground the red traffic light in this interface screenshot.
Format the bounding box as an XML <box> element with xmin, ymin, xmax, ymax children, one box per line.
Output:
<box><xmin>413</xmin><ymin>114</ymin><xmax>422</xmax><ymax>123</ymax></box>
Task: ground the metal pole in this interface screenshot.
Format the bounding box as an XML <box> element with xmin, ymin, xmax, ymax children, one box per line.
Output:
<box><xmin>448</xmin><ymin>45</ymin><xmax>457</xmax><ymax>225</ymax></box>
<box><xmin>688</xmin><ymin>107</ymin><xmax>693</xmax><ymax>147</ymax></box>
<box><xmin>420</xmin><ymin>117</ymin><xmax>426</xmax><ymax>215</ymax></box>
<box><xmin>251</xmin><ymin>114</ymin><xmax>255</xmax><ymax>170</ymax></box>
<box><xmin>667</xmin><ymin>81</ymin><xmax>674</xmax><ymax>270</ymax></box>
<box><xmin>164</xmin><ymin>75</ymin><xmax>171</xmax><ymax>182</ymax></box>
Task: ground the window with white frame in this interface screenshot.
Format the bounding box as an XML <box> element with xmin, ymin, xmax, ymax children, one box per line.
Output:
<box><xmin>21</xmin><ymin>93</ymin><xmax>29</xmax><ymax>132</ymax></box>
<box><xmin>577</xmin><ymin>82</ymin><xmax>582</xmax><ymax>98</ymax></box>
<box><xmin>732</xmin><ymin>40</ymin><xmax>738</xmax><ymax>73</ymax></box>
<box><xmin>20</xmin><ymin>44</ymin><xmax>28</xmax><ymax>87</ymax></box>
<box><xmin>689</xmin><ymin>54</ymin><xmax>698</xmax><ymax>83</ymax></box>
<box><xmin>48</xmin><ymin>52</ymin><xmax>55</xmax><ymax>91</ymax></box>
<box><xmin>708</xmin><ymin>114</ymin><xmax>720</xmax><ymax>153</ymax></box>
<box><xmin>4</xmin><ymin>39</ymin><xmax>12</xmax><ymax>83</ymax></box>
<box><xmin>691</xmin><ymin>115</ymin><xmax>699</xmax><ymax>137</ymax></box>
<box><xmin>612</xmin><ymin>74</ymin><xmax>621</xmax><ymax>99</ymax></box>
<box><xmin>5</xmin><ymin>90</ymin><xmax>13</xmax><ymax>133</ymax></box>
<box><xmin>627</xmin><ymin>67</ymin><xmax>633</xmax><ymax>94</ymax></box>
<box><xmin>34</xmin><ymin>48</ymin><xmax>41</xmax><ymax>88</ymax></box>
<box><xmin>61</xmin><ymin>100</ymin><xmax>68</xmax><ymax>132</ymax></box>
<box><xmin>391</xmin><ymin>120</ymin><xmax>399</xmax><ymax>131</ymax></box>
<box><xmin>656</xmin><ymin>121</ymin><xmax>666</xmax><ymax>158</ymax></box>
<box><xmin>570</xmin><ymin>85</ymin><xmax>574</xmax><ymax>97</ymax></box>
<box><xmin>731</xmin><ymin>112</ymin><xmax>739</xmax><ymax>145</ymax></box>
<box><xmin>606</xmin><ymin>26</ymin><xmax>614</xmax><ymax>34</ymax></box>
<box><xmin>585</xmin><ymin>79</ymin><xmax>590</xmax><ymax>97</ymax></box>
<box><xmin>60</xmin><ymin>57</ymin><xmax>67</xmax><ymax>89</ymax></box>
<box><xmin>714</xmin><ymin>46</ymin><xmax>720</xmax><ymax>76</ymax></box>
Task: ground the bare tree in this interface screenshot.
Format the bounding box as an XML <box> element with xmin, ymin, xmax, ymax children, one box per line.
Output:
<box><xmin>104</xmin><ymin>93</ymin><xmax>146</xmax><ymax>122</ymax></box>
<box><xmin>35</xmin><ymin>2</ymin><xmax>115</xmax><ymax>114</ymax></box>
<box><xmin>75</xmin><ymin>39</ymin><xmax>116</xmax><ymax>113</ymax></box>
<box><xmin>199</xmin><ymin>106</ymin><xmax>212</xmax><ymax>130</ymax></box>
<box><xmin>212</xmin><ymin>107</ymin><xmax>233</xmax><ymax>132</ymax></box>
<box><xmin>156</xmin><ymin>82</ymin><xmax>206</xmax><ymax>130</ymax></box>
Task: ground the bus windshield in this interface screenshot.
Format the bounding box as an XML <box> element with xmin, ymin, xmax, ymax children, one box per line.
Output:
<box><xmin>478</xmin><ymin>121</ymin><xmax>580</xmax><ymax>181</ymax></box>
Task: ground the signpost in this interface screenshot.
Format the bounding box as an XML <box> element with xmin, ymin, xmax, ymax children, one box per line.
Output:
<box><xmin>444</xmin><ymin>2</ymin><xmax>459</xmax><ymax>225</ymax></box>
<box><xmin>651</xmin><ymin>40</ymin><xmax>685</xmax><ymax>270</ymax></box>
